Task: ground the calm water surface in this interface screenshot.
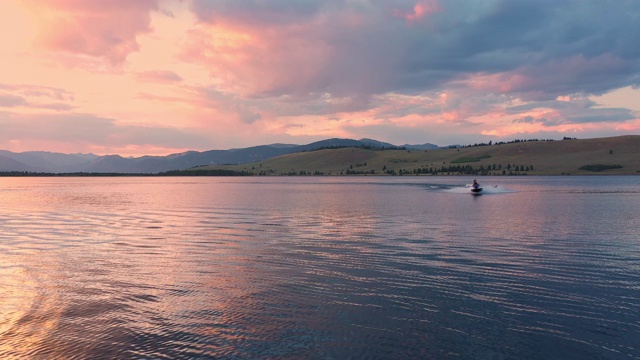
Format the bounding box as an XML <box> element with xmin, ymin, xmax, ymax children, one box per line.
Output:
<box><xmin>0</xmin><ymin>176</ymin><xmax>639</xmax><ymax>359</ymax></box>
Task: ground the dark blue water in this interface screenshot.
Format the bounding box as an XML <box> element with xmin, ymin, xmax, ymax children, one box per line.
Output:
<box><xmin>1</xmin><ymin>176</ymin><xmax>639</xmax><ymax>359</ymax></box>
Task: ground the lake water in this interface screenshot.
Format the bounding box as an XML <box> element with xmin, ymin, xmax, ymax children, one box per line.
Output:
<box><xmin>0</xmin><ymin>176</ymin><xmax>638</xmax><ymax>359</ymax></box>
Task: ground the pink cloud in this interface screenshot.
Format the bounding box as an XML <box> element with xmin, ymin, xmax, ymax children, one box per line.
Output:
<box><xmin>3</xmin><ymin>1</ymin><xmax>637</xmax><ymax>155</ymax></box>
<box><xmin>393</xmin><ymin>1</ymin><xmax>442</xmax><ymax>23</ymax></box>
<box><xmin>461</xmin><ymin>72</ymin><xmax>534</xmax><ymax>95</ymax></box>
<box><xmin>181</xmin><ymin>22</ymin><xmax>333</xmax><ymax>98</ymax></box>
<box><xmin>0</xmin><ymin>83</ymin><xmax>74</xmax><ymax>102</ymax></box>
<box><xmin>460</xmin><ymin>54</ymin><xmax>630</xmax><ymax>101</ymax></box>
<box><xmin>182</xmin><ymin>2</ymin><xmax>410</xmax><ymax>99</ymax></box>
<box><xmin>0</xmin><ymin>83</ymin><xmax>75</xmax><ymax>111</ymax></box>
<box><xmin>23</xmin><ymin>0</ymin><xmax>161</xmax><ymax>64</ymax></box>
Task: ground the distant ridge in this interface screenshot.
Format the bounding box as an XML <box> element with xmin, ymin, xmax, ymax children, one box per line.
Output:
<box><xmin>0</xmin><ymin>153</ymin><xmax>35</xmax><ymax>172</ymax></box>
<box><xmin>0</xmin><ymin>138</ymin><xmax>423</xmax><ymax>174</ymax></box>
<box><xmin>2</xmin><ymin>136</ymin><xmax>637</xmax><ymax>175</ymax></box>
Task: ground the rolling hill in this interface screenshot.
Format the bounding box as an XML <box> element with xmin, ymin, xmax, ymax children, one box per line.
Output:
<box><xmin>194</xmin><ymin>135</ymin><xmax>640</xmax><ymax>176</ymax></box>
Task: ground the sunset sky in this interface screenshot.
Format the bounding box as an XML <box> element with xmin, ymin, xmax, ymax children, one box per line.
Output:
<box><xmin>1</xmin><ymin>0</ymin><xmax>639</xmax><ymax>156</ymax></box>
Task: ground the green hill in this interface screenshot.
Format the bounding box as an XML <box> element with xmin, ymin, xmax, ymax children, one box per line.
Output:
<box><xmin>192</xmin><ymin>135</ymin><xmax>640</xmax><ymax>175</ymax></box>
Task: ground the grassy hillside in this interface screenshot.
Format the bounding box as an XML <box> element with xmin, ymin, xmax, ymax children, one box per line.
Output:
<box><xmin>194</xmin><ymin>135</ymin><xmax>640</xmax><ymax>175</ymax></box>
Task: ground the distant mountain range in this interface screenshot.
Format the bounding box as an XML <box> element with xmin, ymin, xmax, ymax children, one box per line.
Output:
<box><xmin>0</xmin><ymin>138</ymin><xmax>439</xmax><ymax>174</ymax></box>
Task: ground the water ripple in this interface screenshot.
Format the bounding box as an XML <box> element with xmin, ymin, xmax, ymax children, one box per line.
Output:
<box><xmin>0</xmin><ymin>177</ymin><xmax>639</xmax><ymax>359</ymax></box>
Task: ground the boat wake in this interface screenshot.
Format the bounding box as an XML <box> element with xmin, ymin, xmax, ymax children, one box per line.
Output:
<box><xmin>444</xmin><ymin>184</ymin><xmax>516</xmax><ymax>195</ymax></box>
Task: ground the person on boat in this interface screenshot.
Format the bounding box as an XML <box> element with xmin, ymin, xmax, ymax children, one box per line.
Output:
<box><xmin>472</xmin><ymin>179</ymin><xmax>480</xmax><ymax>189</ymax></box>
